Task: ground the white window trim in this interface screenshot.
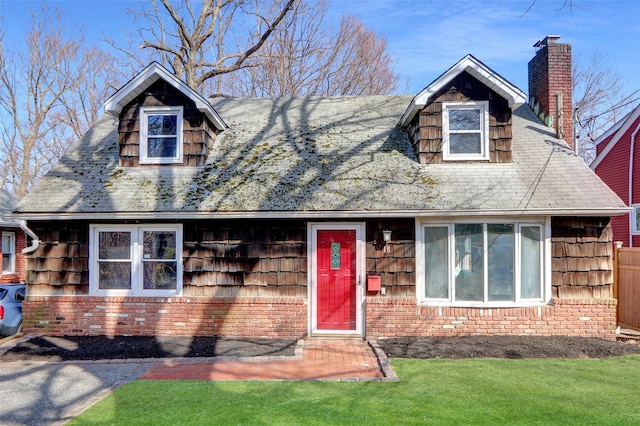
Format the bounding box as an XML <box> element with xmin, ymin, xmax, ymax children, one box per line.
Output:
<box><xmin>442</xmin><ymin>101</ymin><xmax>490</xmax><ymax>161</ymax></box>
<box><xmin>415</xmin><ymin>217</ymin><xmax>551</xmax><ymax>307</ymax></box>
<box><xmin>631</xmin><ymin>204</ymin><xmax>640</xmax><ymax>235</ymax></box>
<box><xmin>139</xmin><ymin>106</ymin><xmax>184</xmax><ymax>164</ymax></box>
<box><xmin>2</xmin><ymin>232</ymin><xmax>15</xmax><ymax>274</ymax></box>
<box><xmin>89</xmin><ymin>224</ymin><xmax>183</xmax><ymax>297</ymax></box>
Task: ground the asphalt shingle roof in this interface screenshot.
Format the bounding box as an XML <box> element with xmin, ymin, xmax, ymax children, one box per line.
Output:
<box><xmin>15</xmin><ymin>94</ymin><xmax>627</xmax><ymax>218</ymax></box>
<box><xmin>1</xmin><ymin>189</ymin><xmax>19</xmax><ymax>226</ymax></box>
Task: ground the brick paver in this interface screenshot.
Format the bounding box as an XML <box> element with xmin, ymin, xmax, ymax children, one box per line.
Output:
<box><xmin>139</xmin><ymin>339</ymin><xmax>387</xmax><ymax>381</ymax></box>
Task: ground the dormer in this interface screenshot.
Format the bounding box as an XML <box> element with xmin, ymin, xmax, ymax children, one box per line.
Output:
<box><xmin>104</xmin><ymin>63</ymin><xmax>226</xmax><ymax>167</ymax></box>
<box><xmin>400</xmin><ymin>55</ymin><xmax>525</xmax><ymax>164</ymax></box>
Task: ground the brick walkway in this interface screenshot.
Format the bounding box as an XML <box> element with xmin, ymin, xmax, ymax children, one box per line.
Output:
<box><xmin>139</xmin><ymin>339</ymin><xmax>395</xmax><ymax>381</ymax></box>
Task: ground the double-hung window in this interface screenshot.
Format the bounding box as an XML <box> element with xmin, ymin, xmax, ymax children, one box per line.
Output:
<box><xmin>419</xmin><ymin>220</ymin><xmax>548</xmax><ymax>306</ymax></box>
<box><xmin>632</xmin><ymin>204</ymin><xmax>640</xmax><ymax>235</ymax></box>
<box><xmin>139</xmin><ymin>106</ymin><xmax>183</xmax><ymax>164</ymax></box>
<box><xmin>442</xmin><ymin>101</ymin><xmax>489</xmax><ymax>161</ymax></box>
<box><xmin>90</xmin><ymin>225</ymin><xmax>182</xmax><ymax>296</ymax></box>
<box><xmin>2</xmin><ymin>232</ymin><xmax>15</xmax><ymax>274</ymax></box>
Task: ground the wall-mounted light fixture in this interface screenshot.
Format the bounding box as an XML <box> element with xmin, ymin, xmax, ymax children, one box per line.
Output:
<box><xmin>382</xmin><ymin>229</ymin><xmax>392</xmax><ymax>243</ymax></box>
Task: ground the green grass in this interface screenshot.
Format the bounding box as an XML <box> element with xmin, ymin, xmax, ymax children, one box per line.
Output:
<box><xmin>71</xmin><ymin>355</ymin><xmax>640</xmax><ymax>425</ymax></box>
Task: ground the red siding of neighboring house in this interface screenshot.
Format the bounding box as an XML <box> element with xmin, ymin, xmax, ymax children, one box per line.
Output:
<box><xmin>594</xmin><ymin>113</ymin><xmax>640</xmax><ymax>247</ymax></box>
<box><xmin>1</xmin><ymin>227</ymin><xmax>27</xmax><ymax>283</ymax></box>
<box><xmin>595</xmin><ymin>133</ymin><xmax>616</xmax><ymax>156</ymax></box>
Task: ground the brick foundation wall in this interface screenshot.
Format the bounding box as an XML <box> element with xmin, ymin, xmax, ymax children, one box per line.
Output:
<box><xmin>23</xmin><ymin>296</ymin><xmax>617</xmax><ymax>340</ymax></box>
<box><xmin>366</xmin><ymin>297</ymin><xmax>617</xmax><ymax>340</ymax></box>
<box><xmin>23</xmin><ymin>296</ymin><xmax>307</xmax><ymax>338</ymax></box>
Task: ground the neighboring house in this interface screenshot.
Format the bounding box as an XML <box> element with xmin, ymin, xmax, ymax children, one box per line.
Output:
<box><xmin>15</xmin><ymin>36</ymin><xmax>628</xmax><ymax>340</ymax></box>
<box><xmin>591</xmin><ymin>104</ymin><xmax>640</xmax><ymax>247</ymax></box>
<box><xmin>0</xmin><ymin>189</ymin><xmax>27</xmax><ymax>283</ymax></box>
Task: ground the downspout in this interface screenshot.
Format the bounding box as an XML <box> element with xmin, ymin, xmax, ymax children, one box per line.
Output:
<box><xmin>20</xmin><ymin>220</ymin><xmax>40</xmax><ymax>254</ymax></box>
<box><xmin>628</xmin><ymin>123</ymin><xmax>640</xmax><ymax>247</ymax></box>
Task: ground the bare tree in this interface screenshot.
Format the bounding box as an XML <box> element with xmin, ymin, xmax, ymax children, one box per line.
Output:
<box><xmin>225</xmin><ymin>0</ymin><xmax>399</xmax><ymax>97</ymax></box>
<box><xmin>573</xmin><ymin>52</ymin><xmax>640</xmax><ymax>163</ymax></box>
<box><xmin>121</xmin><ymin>0</ymin><xmax>295</xmax><ymax>94</ymax></box>
<box><xmin>0</xmin><ymin>6</ymin><xmax>121</xmax><ymax>196</ymax></box>
<box><xmin>522</xmin><ymin>0</ymin><xmax>579</xmax><ymax>15</ymax></box>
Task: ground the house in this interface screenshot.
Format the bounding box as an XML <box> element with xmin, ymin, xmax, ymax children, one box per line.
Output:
<box><xmin>591</xmin><ymin>103</ymin><xmax>640</xmax><ymax>247</ymax></box>
<box><xmin>14</xmin><ymin>35</ymin><xmax>628</xmax><ymax>340</ymax></box>
<box><xmin>1</xmin><ymin>189</ymin><xmax>27</xmax><ymax>283</ymax></box>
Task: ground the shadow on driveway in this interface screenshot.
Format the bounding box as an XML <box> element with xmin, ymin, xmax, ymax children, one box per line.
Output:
<box><xmin>0</xmin><ymin>361</ymin><xmax>149</xmax><ymax>425</ymax></box>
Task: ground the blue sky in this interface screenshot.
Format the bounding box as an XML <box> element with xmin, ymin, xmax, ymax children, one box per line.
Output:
<box><xmin>1</xmin><ymin>0</ymin><xmax>638</xmax><ymax>96</ymax></box>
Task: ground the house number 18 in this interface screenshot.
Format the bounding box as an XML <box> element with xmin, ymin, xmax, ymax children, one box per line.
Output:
<box><xmin>383</xmin><ymin>245</ymin><xmax>391</xmax><ymax>254</ymax></box>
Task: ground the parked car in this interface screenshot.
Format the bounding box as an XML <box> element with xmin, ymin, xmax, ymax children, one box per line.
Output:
<box><xmin>0</xmin><ymin>284</ymin><xmax>25</xmax><ymax>336</ymax></box>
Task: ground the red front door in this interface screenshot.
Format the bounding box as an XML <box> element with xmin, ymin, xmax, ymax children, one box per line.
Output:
<box><xmin>317</xmin><ymin>230</ymin><xmax>357</xmax><ymax>330</ymax></box>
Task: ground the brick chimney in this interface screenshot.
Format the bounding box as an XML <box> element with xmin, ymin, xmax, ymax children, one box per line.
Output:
<box><xmin>528</xmin><ymin>35</ymin><xmax>573</xmax><ymax>148</ymax></box>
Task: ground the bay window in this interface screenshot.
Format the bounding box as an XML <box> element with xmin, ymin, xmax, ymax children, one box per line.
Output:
<box><xmin>419</xmin><ymin>220</ymin><xmax>547</xmax><ymax>306</ymax></box>
<box><xmin>90</xmin><ymin>225</ymin><xmax>182</xmax><ymax>296</ymax></box>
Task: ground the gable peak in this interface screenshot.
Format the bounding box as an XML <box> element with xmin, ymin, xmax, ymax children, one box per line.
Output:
<box><xmin>103</xmin><ymin>62</ymin><xmax>226</xmax><ymax>130</ymax></box>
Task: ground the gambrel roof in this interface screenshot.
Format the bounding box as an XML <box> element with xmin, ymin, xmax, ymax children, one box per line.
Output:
<box><xmin>16</xmin><ymin>94</ymin><xmax>626</xmax><ymax>220</ymax></box>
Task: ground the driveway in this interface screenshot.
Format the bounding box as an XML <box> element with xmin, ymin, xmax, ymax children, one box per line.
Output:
<box><xmin>0</xmin><ymin>361</ymin><xmax>149</xmax><ymax>425</ymax></box>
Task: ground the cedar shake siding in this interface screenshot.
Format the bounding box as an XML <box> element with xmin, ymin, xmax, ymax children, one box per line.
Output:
<box><xmin>24</xmin><ymin>218</ymin><xmax>415</xmax><ymax>297</ymax></box>
<box><xmin>550</xmin><ymin>217</ymin><xmax>615</xmax><ymax>299</ymax></box>
<box><xmin>366</xmin><ymin>218</ymin><xmax>415</xmax><ymax>297</ymax></box>
<box><xmin>182</xmin><ymin>220</ymin><xmax>308</xmax><ymax>297</ymax></box>
<box><xmin>22</xmin><ymin>217</ymin><xmax>617</xmax><ymax>339</ymax></box>
<box><xmin>26</xmin><ymin>223</ymin><xmax>89</xmax><ymax>294</ymax></box>
<box><xmin>406</xmin><ymin>71</ymin><xmax>513</xmax><ymax>164</ymax></box>
<box><xmin>118</xmin><ymin>80</ymin><xmax>217</xmax><ymax>167</ymax></box>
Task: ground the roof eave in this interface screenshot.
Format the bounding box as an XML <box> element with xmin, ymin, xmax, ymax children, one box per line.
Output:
<box><xmin>14</xmin><ymin>207</ymin><xmax>631</xmax><ymax>222</ymax></box>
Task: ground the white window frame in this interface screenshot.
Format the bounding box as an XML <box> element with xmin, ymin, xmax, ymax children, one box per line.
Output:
<box><xmin>631</xmin><ymin>204</ymin><xmax>640</xmax><ymax>235</ymax></box>
<box><xmin>415</xmin><ymin>217</ymin><xmax>551</xmax><ymax>307</ymax></box>
<box><xmin>89</xmin><ymin>224</ymin><xmax>183</xmax><ymax>296</ymax></box>
<box><xmin>1</xmin><ymin>232</ymin><xmax>15</xmax><ymax>274</ymax></box>
<box><xmin>139</xmin><ymin>106</ymin><xmax>183</xmax><ymax>164</ymax></box>
<box><xmin>442</xmin><ymin>101</ymin><xmax>490</xmax><ymax>161</ymax></box>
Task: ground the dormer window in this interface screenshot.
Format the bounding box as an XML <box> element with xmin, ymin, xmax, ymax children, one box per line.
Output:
<box><xmin>442</xmin><ymin>101</ymin><xmax>489</xmax><ymax>161</ymax></box>
<box><xmin>140</xmin><ymin>106</ymin><xmax>183</xmax><ymax>164</ymax></box>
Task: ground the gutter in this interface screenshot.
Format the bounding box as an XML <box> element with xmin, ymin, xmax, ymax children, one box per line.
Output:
<box><xmin>13</xmin><ymin>207</ymin><xmax>632</xmax><ymax>222</ymax></box>
<box><xmin>20</xmin><ymin>220</ymin><xmax>40</xmax><ymax>254</ymax></box>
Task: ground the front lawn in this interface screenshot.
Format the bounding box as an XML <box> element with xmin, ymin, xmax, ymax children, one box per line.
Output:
<box><xmin>70</xmin><ymin>355</ymin><xmax>640</xmax><ymax>425</ymax></box>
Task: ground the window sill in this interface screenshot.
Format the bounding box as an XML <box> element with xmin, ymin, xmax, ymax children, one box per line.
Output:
<box><xmin>90</xmin><ymin>290</ymin><xmax>181</xmax><ymax>298</ymax></box>
<box><xmin>138</xmin><ymin>159</ymin><xmax>183</xmax><ymax>165</ymax></box>
<box><xmin>442</xmin><ymin>156</ymin><xmax>491</xmax><ymax>162</ymax></box>
<box><xmin>418</xmin><ymin>300</ymin><xmax>550</xmax><ymax>309</ymax></box>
